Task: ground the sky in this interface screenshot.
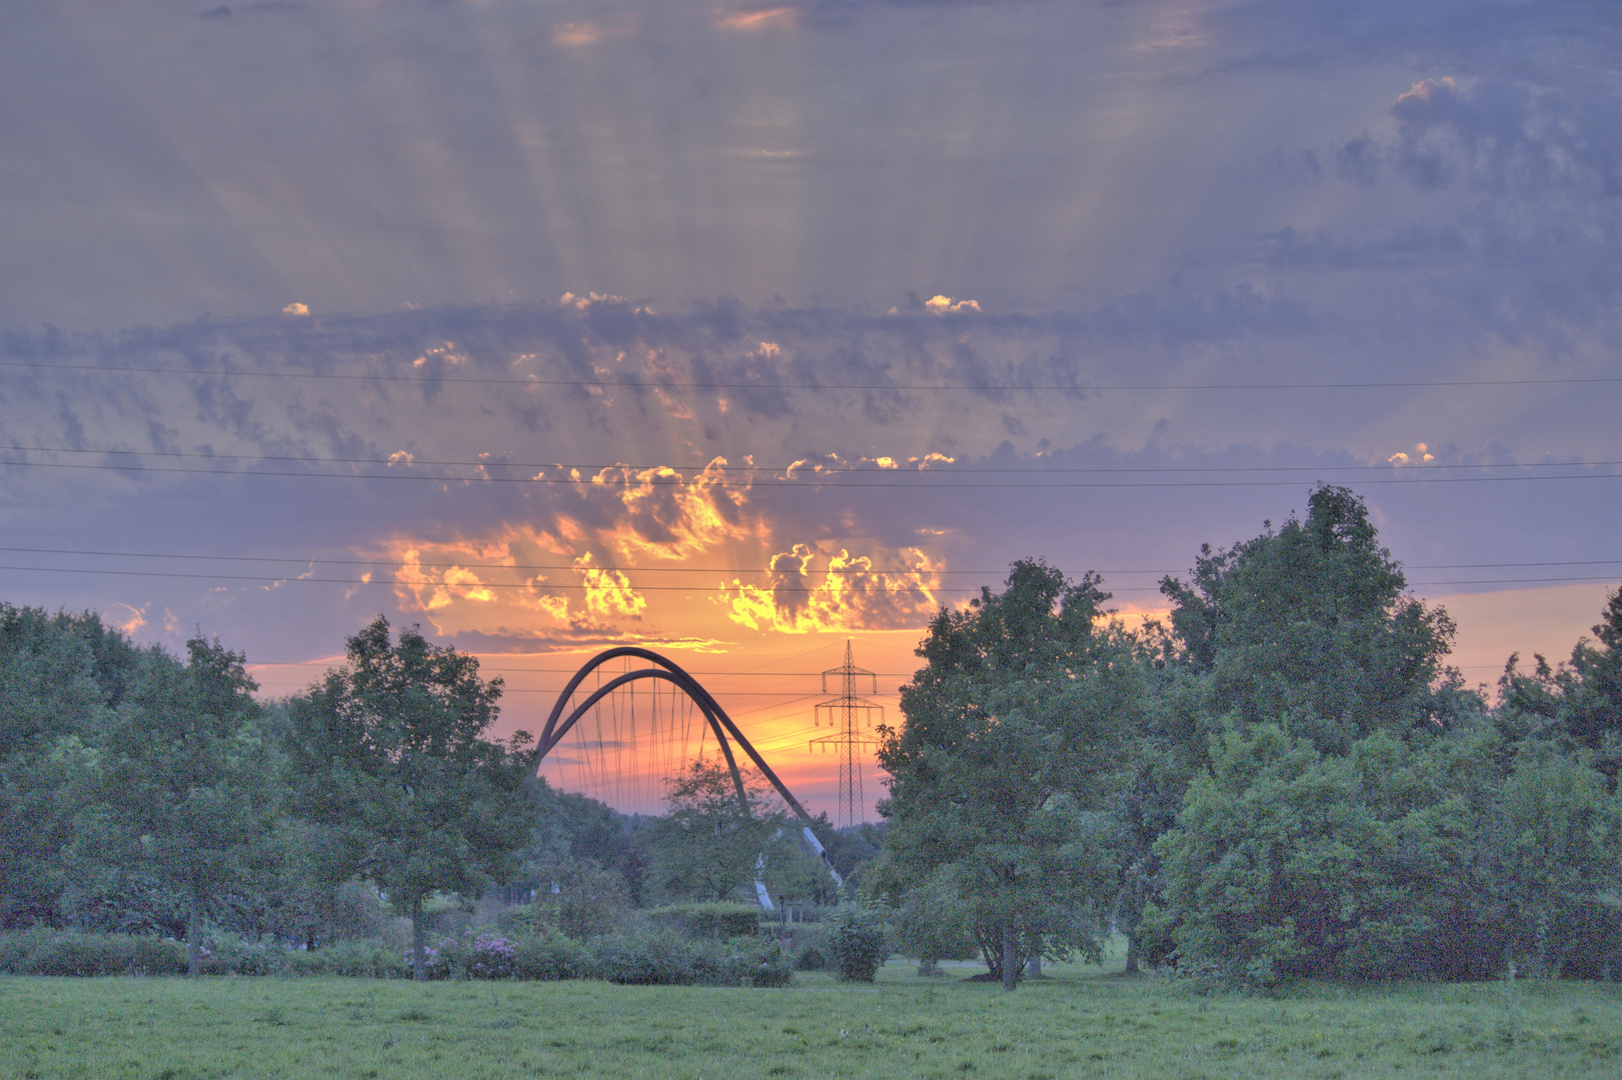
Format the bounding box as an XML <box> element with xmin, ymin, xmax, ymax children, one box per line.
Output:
<box><xmin>2</xmin><ymin>0</ymin><xmax>1619</xmax><ymax>821</ymax></box>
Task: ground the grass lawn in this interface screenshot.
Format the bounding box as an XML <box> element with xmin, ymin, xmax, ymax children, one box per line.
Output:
<box><xmin>3</xmin><ymin>942</ymin><xmax>1619</xmax><ymax>1080</ymax></box>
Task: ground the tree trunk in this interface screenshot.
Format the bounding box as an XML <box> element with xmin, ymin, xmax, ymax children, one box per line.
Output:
<box><xmin>187</xmin><ymin>894</ymin><xmax>201</xmax><ymax>978</ymax></box>
<box><xmin>410</xmin><ymin>897</ymin><xmax>427</xmax><ymax>982</ymax></box>
<box><xmin>1001</xmin><ymin>917</ymin><xmax>1018</xmax><ymax>992</ymax></box>
<box><xmin>1124</xmin><ymin>934</ymin><xmax>1140</xmax><ymax>976</ymax></box>
<box><xmin>1026</xmin><ymin>951</ymin><xmax>1042</xmax><ymax>979</ymax></box>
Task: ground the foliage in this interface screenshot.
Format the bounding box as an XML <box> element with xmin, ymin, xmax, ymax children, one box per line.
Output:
<box><xmin>1499</xmin><ymin>588</ymin><xmax>1622</xmax><ymax>787</ymax></box>
<box><xmin>587</xmin><ymin>928</ymin><xmax>788</xmax><ymax>986</ymax></box>
<box><xmin>878</xmin><ymin>558</ymin><xmax>1142</xmax><ymax>988</ymax></box>
<box><xmin>505</xmin><ymin>857</ymin><xmax>633</xmax><ymax>940</ymax></box>
<box><xmin>1158</xmin><ymin>485</ymin><xmax>1457</xmax><ymax>754</ymax></box>
<box><xmin>0</xmin><ymin>606</ymin><xmax>141</xmax><ymax>929</ymax></box>
<box><xmin>643</xmin><ymin>902</ymin><xmax>763</xmax><ymax>939</ymax></box>
<box><xmin>283</xmin><ymin>938</ymin><xmax>411</xmax><ymax>979</ymax></box>
<box><xmin>83</xmin><ymin>634</ymin><xmax>280</xmax><ymax>975</ymax></box>
<box><xmin>413</xmin><ymin>929</ymin><xmax>519</xmax><ymax>980</ymax></box>
<box><xmin>512</xmin><ymin>930</ymin><xmax>594</xmax><ymax>981</ymax></box>
<box><xmin>827</xmin><ymin>903</ymin><xmax>891</xmax><ymax>982</ymax></box>
<box><xmin>0</xmin><ymin>928</ymin><xmax>187</xmax><ymax>976</ymax></box>
<box><xmin>645</xmin><ymin>758</ymin><xmax>788</xmax><ymax>903</ymax></box>
<box><xmin>893</xmin><ymin>870</ymin><xmax>977</xmax><ymax>974</ymax></box>
<box><xmin>287</xmin><ymin>615</ymin><xmax>537</xmax><ymax>980</ymax></box>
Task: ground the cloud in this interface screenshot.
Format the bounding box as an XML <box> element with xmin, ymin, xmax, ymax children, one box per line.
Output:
<box><xmin>1392</xmin><ymin>76</ymin><xmax>1622</xmax><ymax>198</ymax></box>
<box><xmin>725</xmin><ymin>543</ymin><xmax>941</xmax><ymax>633</ymax></box>
<box><xmin>573</xmin><ymin>552</ymin><xmax>647</xmax><ymax>618</ymax></box>
<box><xmin>924</xmin><ymin>295</ymin><xmax>980</xmax><ymax>314</ymax></box>
<box><xmin>106</xmin><ymin>602</ymin><xmax>148</xmax><ymax>635</ymax></box>
<box><xmin>281</xmin><ymin>302</ymin><xmax>309</xmax><ymax>317</ymax></box>
<box><xmin>715</xmin><ymin>7</ymin><xmax>798</xmax><ymax>32</ymax></box>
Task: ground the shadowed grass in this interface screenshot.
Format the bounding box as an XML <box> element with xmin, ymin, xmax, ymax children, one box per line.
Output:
<box><xmin>1</xmin><ymin>950</ymin><xmax>1619</xmax><ymax>1079</ymax></box>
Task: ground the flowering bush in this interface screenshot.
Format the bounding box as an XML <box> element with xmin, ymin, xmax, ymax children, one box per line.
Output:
<box><xmin>413</xmin><ymin>930</ymin><xmax>519</xmax><ymax>979</ymax></box>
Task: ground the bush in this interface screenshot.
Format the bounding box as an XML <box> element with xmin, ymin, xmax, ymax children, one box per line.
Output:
<box><xmin>585</xmin><ymin>929</ymin><xmax>793</xmax><ymax>986</ymax></box>
<box><xmin>410</xmin><ymin>930</ymin><xmax>519</xmax><ymax>980</ymax></box>
<box><xmin>0</xmin><ymin>930</ymin><xmax>186</xmax><ymax>976</ymax></box>
<box><xmin>512</xmin><ymin>932</ymin><xmax>592</xmax><ymax>981</ymax></box>
<box><xmin>197</xmin><ymin>933</ymin><xmax>288</xmax><ymax>976</ymax></box>
<box><xmin>286</xmin><ymin>939</ymin><xmax>409</xmax><ymax>979</ymax></box>
<box><xmin>828</xmin><ymin>904</ymin><xmax>891</xmax><ymax>982</ymax></box>
<box><xmin>643</xmin><ymin>903</ymin><xmax>763</xmax><ymax>939</ymax></box>
<box><xmin>592</xmin><ymin>929</ymin><xmax>698</xmax><ymax>985</ymax></box>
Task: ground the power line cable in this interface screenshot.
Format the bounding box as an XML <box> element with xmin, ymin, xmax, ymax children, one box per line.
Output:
<box><xmin>1</xmin><ymin>563</ymin><xmax>1615</xmax><ymax>592</ymax></box>
<box><xmin>4</xmin><ymin>459</ymin><xmax>1617</xmax><ymax>487</ymax></box>
<box><xmin>5</xmin><ymin>359</ymin><xmax>1619</xmax><ymax>391</ymax></box>
<box><xmin>3</xmin><ymin>544</ymin><xmax>1618</xmax><ymax>575</ymax></box>
<box><xmin>5</xmin><ymin>444</ymin><xmax>1617</xmax><ymax>476</ymax></box>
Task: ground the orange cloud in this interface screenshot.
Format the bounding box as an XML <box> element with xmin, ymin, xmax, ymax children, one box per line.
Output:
<box><xmin>574</xmin><ymin>552</ymin><xmax>647</xmax><ymax>618</ymax></box>
<box><xmin>725</xmin><ymin>545</ymin><xmax>942</xmax><ymax>633</ymax></box>
<box><xmin>925</xmin><ymin>294</ymin><xmax>981</xmax><ymax>314</ymax></box>
<box><xmin>715</xmin><ymin>7</ymin><xmax>797</xmax><ymax>32</ymax></box>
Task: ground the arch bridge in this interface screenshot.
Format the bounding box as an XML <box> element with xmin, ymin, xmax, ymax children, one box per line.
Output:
<box><xmin>533</xmin><ymin>647</ymin><xmax>842</xmax><ymax>899</ymax></box>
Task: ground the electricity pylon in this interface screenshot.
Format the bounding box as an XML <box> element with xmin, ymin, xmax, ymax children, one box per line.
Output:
<box><xmin>809</xmin><ymin>640</ymin><xmax>884</xmax><ymax>828</ymax></box>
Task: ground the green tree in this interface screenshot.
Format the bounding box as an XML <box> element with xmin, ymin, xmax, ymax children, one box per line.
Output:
<box><xmin>647</xmin><ymin>758</ymin><xmax>787</xmax><ymax>902</ymax></box>
<box><xmin>92</xmin><ymin>634</ymin><xmax>278</xmax><ymax>975</ymax></box>
<box><xmin>0</xmin><ymin>605</ymin><xmax>126</xmax><ymax>928</ymax></box>
<box><xmin>877</xmin><ymin>559</ymin><xmax>1141</xmax><ymax>990</ymax></box>
<box><xmin>288</xmin><ymin>616</ymin><xmax>536</xmax><ymax>980</ymax></box>
<box><xmin>1499</xmin><ymin>589</ymin><xmax>1622</xmax><ymax>788</ymax></box>
<box><xmin>1159</xmin><ymin>485</ymin><xmax>1455</xmax><ymax>753</ymax></box>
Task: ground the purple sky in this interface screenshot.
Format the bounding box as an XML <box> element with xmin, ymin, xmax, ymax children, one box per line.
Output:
<box><xmin>3</xmin><ymin>0</ymin><xmax>1618</xmax><ymax>818</ymax></box>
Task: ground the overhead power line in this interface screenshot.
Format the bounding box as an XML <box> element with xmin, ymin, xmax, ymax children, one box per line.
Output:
<box><xmin>0</xmin><ymin>563</ymin><xmax>1615</xmax><ymax>593</ymax></box>
<box><xmin>4</xmin><ymin>359</ymin><xmax>1619</xmax><ymax>391</ymax></box>
<box><xmin>3</xmin><ymin>545</ymin><xmax>1620</xmax><ymax>577</ymax></box>
<box><xmin>5</xmin><ymin>444</ymin><xmax>1618</xmax><ymax>477</ymax></box>
<box><xmin>3</xmin><ymin>459</ymin><xmax>1617</xmax><ymax>488</ymax></box>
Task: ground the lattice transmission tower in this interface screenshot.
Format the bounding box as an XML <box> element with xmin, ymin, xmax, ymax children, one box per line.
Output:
<box><xmin>809</xmin><ymin>640</ymin><xmax>884</xmax><ymax>827</ymax></box>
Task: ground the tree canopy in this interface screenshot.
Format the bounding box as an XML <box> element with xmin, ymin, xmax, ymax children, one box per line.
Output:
<box><xmin>877</xmin><ymin>559</ymin><xmax>1144</xmax><ymax>989</ymax></box>
<box><xmin>287</xmin><ymin>615</ymin><xmax>536</xmax><ymax>980</ymax></box>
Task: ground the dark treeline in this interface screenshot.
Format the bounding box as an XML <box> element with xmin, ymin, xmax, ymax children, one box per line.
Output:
<box><xmin>3</xmin><ymin>485</ymin><xmax>1618</xmax><ymax>988</ymax></box>
<box><xmin>874</xmin><ymin>486</ymin><xmax>1622</xmax><ymax>989</ymax></box>
<box><xmin>0</xmin><ymin>610</ymin><xmax>870</xmax><ymax>979</ymax></box>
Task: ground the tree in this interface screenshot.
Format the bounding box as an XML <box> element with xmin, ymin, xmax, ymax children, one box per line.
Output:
<box><xmin>288</xmin><ymin>616</ymin><xmax>536</xmax><ymax>980</ymax></box>
<box><xmin>92</xmin><ymin>634</ymin><xmax>278</xmax><ymax>975</ymax></box>
<box><xmin>1499</xmin><ymin>589</ymin><xmax>1622</xmax><ymax>788</ymax></box>
<box><xmin>1159</xmin><ymin>484</ymin><xmax>1455</xmax><ymax>754</ymax></box>
<box><xmin>0</xmin><ymin>605</ymin><xmax>125</xmax><ymax>928</ymax></box>
<box><xmin>877</xmin><ymin>559</ymin><xmax>1141</xmax><ymax>990</ymax></box>
<box><xmin>646</xmin><ymin>758</ymin><xmax>787</xmax><ymax>902</ymax></box>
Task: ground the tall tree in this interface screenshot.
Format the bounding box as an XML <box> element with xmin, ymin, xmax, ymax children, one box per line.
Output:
<box><xmin>288</xmin><ymin>616</ymin><xmax>536</xmax><ymax>980</ymax></box>
<box><xmin>647</xmin><ymin>758</ymin><xmax>787</xmax><ymax>903</ymax></box>
<box><xmin>1158</xmin><ymin>484</ymin><xmax>1456</xmax><ymax>753</ymax></box>
<box><xmin>93</xmin><ymin>635</ymin><xmax>277</xmax><ymax>975</ymax></box>
<box><xmin>877</xmin><ymin>560</ymin><xmax>1142</xmax><ymax>990</ymax></box>
<box><xmin>0</xmin><ymin>605</ymin><xmax>132</xmax><ymax>928</ymax></box>
<box><xmin>1499</xmin><ymin>589</ymin><xmax>1622</xmax><ymax>788</ymax></box>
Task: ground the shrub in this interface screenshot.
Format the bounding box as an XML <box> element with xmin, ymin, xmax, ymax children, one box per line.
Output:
<box><xmin>286</xmin><ymin>939</ymin><xmax>409</xmax><ymax>979</ymax></box>
<box><xmin>894</xmin><ymin>873</ymin><xmax>976</xmax><ymax>975</ymax></box>
<box><xmin>592</xmin><ymin>929</ymin><xmax>698</xmax><ymax>985</ymax></box>
<box><xmin>197</xmin><ymin>934</ymin><xmax>288</xmax><ymax>976</ymax></box>
<box><xmin>585</xmin><ymin>930</ymin><xmax>793</xmax><ymax>987</ymax></box>
<box><xmin>408</xmin><ymin>930</ymin><xmax>519</xmax><ymax>979</ymax></box>
<box><xmin>643</xmin><ymin>903</ymin><xmax>763</xmax><ymax>939</ymax></box>
<box><xmin>512</xmin><ymin>932</ymin><xmax>592</xmax><ymax>981</ymax></box>
<box><xmin>0</xmin><ymin>930</ymin><xmax>186</xmax><ymax>976</ymax></box>
<box><xmin>828</xmin><ymin>904</ymin><xmax>891</xmax><ymax>982</ymax></box>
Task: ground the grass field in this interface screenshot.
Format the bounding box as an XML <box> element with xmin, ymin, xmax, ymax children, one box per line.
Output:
<box><xmin>3</xmin><ymin>945</ymin><xmax>1619</xmax><ymax>1080</ymax></box>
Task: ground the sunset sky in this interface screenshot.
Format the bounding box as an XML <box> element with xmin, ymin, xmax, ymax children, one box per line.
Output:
<box><xmin>3</xmin><ymin>0</ymin><xmax>1618</xmax><ymax>820</ymax></box>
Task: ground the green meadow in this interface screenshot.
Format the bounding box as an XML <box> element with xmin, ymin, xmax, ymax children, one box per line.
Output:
<box><xmin>3</xmin><ymin>949</ymin><xmax>1619</xmax><ymax>1080</ymax></box>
